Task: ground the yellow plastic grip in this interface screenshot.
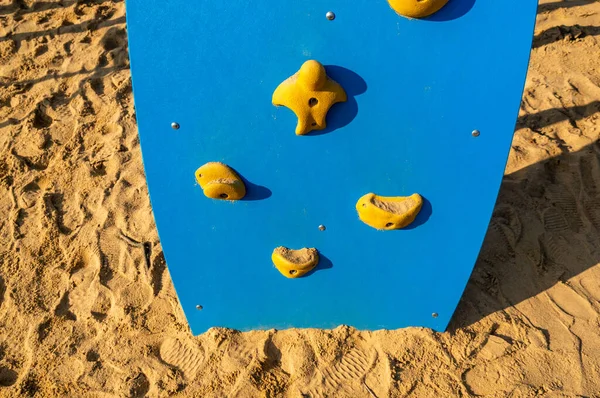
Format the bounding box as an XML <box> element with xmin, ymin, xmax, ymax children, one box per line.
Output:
<box><xmin>387</xmin><ymin>0</ymin><xmax>449</xmax><ymax>18</ymax></box>
<box><xmin>356</xmin><ymin>193</ymin><xmax>423</xmax><ymax>230</ymax></box>
<box><xmin>272</xmin><ymin>247</ymin><xmax>319</xmax><ymax>278</ymax></box>
<box><xmin>273</xmin><ymin>60</ymin><xmax>347</xmax><ymax>136</ymax></box>
<box><xmin>195</xmin><ymin>162</ymin><xmax>246</xmax><ymax>200</ymax></box>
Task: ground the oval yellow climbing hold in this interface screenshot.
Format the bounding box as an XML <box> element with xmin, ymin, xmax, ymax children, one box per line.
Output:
<box><xmin>387</xmin><ymin>0</ymin><xmax>449</xmax><ymax>18</ymax></box>
<box><xmin>356</xmin><ymin>193</ymin><xmax>423</xmax><ymax>230</ymax></box>
<box><xmin>272</xmin><ymin>247</ymin><xmax>319</xmax><ymax>278</ymax></box>
<box><xmin>195</xmin><ymin>162</ymin><xmax>246</xmax><ymax>200</ymax></box>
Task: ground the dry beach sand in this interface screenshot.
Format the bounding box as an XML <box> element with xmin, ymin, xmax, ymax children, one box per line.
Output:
<box><xmin>1</xmin><ymin>0</ymin><xmax>600</xmax><ymax>396</ymax></box>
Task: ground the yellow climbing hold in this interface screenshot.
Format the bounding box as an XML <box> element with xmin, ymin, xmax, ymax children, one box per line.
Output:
<box><xmin>195</xmin><ymin>162</ymin><xmax>246</xmax><ymax>200</ymax></box>
<box><xmin>387</xmin><ymin>0</ymin><xmax>449</xmax><ymax>18</ymax></box>
<box><xmin>356</xmin><ymin>193</ymin><xmax>423</xmax><ymax>230</ymax></box>
<box><xmin>272</xmin><ymin>60</ymin><xmax>347</xmax><ymax>136</ymax></box>
<box><xmin>272</xmin><ymin>247</ymin><xmax>319</xmax><ymax>278</ymax></box>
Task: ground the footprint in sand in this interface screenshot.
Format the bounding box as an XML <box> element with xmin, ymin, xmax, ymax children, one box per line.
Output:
<box><xmin>305</xmin><ymin>347</ymin><xmax>377</xmax><ymax>397</ymax></box>
<box><xmin>579</xmin><ymin>268</ymin><xmax>600</xmax><ymax>302</ymax></box>
<box><xmin>545</xmin><ymin>185</ymin><xmax>583</xmax><ymax>232</ymax></box>
<box><xmin>579</xmin><ymin>152</ymin><xmax>600</xmax><ymax>197</ymax></box>
<box><xmin>542</xmin><ymin>207</ymin><xmax>571</xmax><ymax>233</ymax></box>
<box><xmin>579</xmin><ymin>152</ymin><xmax>600</xmax><ymax>231</ymax></box>
<box><xmin>463</xmin><ymin>358</ymin><xmax>521</xmax><ymax>396</ymax></box>
<box><xmin>160</xmin><ymin>337</ymin><xmax>205</xmax><ymax>379</ymax></box>
<box><xmin>0</xmin><ymin>321</ymin><xmax>34</xmax><ymax>390</ymax></box>
<box><xmin>539</xmin><ymin>232</ymin><xmax>568</xmax><ymax>267</ymax></box>
<box><xmin>547</xmin><ymin>282</ymin><xmax>597</xmax><ymax>321</ymax></box>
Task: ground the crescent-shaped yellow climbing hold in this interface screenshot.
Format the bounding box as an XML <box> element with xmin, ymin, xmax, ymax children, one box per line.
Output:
<box><xmin>195</xmin><ymin>162</ymin><xmax>246</xmax><ymax>200</ymax></box>
<box><xmin>272</xmin><ymin>247</ymin><xmax>319</xmax><ymax>278</ymax></box>
<box><xmin>387</xmin><ymin>0</ymin><xmax>449</xmax><ymax>18</ymax></box>
<box><xmin>356</xmin><ymin>193</ymin><xmax>423</xmax><ymax>230</ymax></box>
<box><xmin>272</xmin><ymin>60</ymin><xmax>347</xmax><ymax>136</ymax></box>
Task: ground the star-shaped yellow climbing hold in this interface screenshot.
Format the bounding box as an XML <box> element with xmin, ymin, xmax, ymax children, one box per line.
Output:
<box><xmin>272</xmin><ymin>60</ymin><xmax>347</xmax><ymax>136</ymax></box>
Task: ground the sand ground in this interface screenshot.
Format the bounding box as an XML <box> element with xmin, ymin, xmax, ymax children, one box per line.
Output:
<box><xmin>1</xmin><ymin>0</ymin><xmax>600</xmax><ymax>396</ymax></box>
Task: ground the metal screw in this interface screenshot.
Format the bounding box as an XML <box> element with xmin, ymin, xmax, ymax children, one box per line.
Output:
<box><xmin>471</xmin><ymin>130</ymin><xmax>480</xmax><ymax>137</ymax></box>
<box><xmin>171</xmin><ymin>122</ymin><xmax>180</xmax><ymax>130</ymax></box>
<box><xmin>318</xmin><ymin>224</ymin><xmax>326</xmax><ymax>231</ymax></box>
<box><xmin>196</xmin><ymin>305</ymin><xmax>203</xmax><ymax>310</ymax></box>
<box><xmin>432</xmin><ymin>312</ymin><xmax>438</xmax><ymax>318</ymax></box>
<box><xmin>326</xmin><ymin>11</ymin><xmax>335</xmax><ymax>20</ymax></box>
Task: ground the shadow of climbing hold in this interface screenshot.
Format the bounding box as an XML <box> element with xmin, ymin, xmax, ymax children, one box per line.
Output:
<box><xmin>239</xmin><ymin>177</ymin><xmax>272</xmax><ymax>201</ymax></box>
<box><xmin>425</xmin><ymin>0</ymin><xmax>477</xmax><ymax>22</ymax></box>
<box><xmin>272</xmin><ymin>60</ymin><xmax>347</xmax><ymax>136</ymax></box>
<box><xmin>302</xmin><ymin>252</ymin><xmax>334</xmax><ymax>278</ymax></box>
<box><xmin>195</xmin><ymin>162</ymin><xmax>246</xmax><ymax>200</ymax></box>
<box><xmin>303</xmin><ymin>65</ymin><xmax>367</xmax><ymax>136</ymax></box>
<box><xmin>356</xmin><ymin>193</ymin><xmax>423</xmax><ymax>230</ymax></box>
<box><xmin>401</xmin><ymin>195</ymin><xmax>432</xmax><ymax>230</ymax></box>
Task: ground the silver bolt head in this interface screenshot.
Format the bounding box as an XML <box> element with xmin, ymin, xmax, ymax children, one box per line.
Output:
<box><xmin>472</xmin><ymin>130</ymin><xmax>480</xmax><ymax>137</ymax></box>
<box><xmin>318</xmin><ymin>225</ymin><xmax>326</xmax><ymax>231</ymax></box>
<box><xmin>326</xmin><ymin>11</ymin><xmax>335</xmax><ymax>20</ymax></box>
<box><xmin>171</xmin><ymin>122</ymin><xmax>180</xmax><ymax>130</ymax></box>
<box><xmin>196</xmin><ymin>305</ymin><xmax>203</xmax><ymax>310</ymax></box>
<box><xmin>432</xmin><ymin>312</ymin><xmax>438</xmax><ymax>318</ymax></box>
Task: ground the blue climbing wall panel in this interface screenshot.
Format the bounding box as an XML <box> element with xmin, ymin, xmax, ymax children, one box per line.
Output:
<box><xmin>125</xmin><ymin>0</ymin><xmax>538</xmax><ymax>334</ymax></box>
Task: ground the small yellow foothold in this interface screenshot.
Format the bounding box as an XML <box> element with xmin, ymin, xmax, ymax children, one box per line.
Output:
<box><xmin>387</xmin><ymin>0</ymin><xmax>449</xmax><ymax>18</ymax></box>
<box><xmin>195</xmin><ymin>162</ymin><xmax>246</xmax><ymax>200</ymax></box>
<box><xmin>272</xmin><ymin>247</ymin><xmax>319</xmax><ymax>278</ymax></box>
<box><xmin>272</xmin><ymin>60</ymin><xmax>347</xmax><ymax>136</ymax></box>
<box><xmin>356</xmin><ymin>193</ymin><xmax>423</xmax><ymax>230</ymax></box>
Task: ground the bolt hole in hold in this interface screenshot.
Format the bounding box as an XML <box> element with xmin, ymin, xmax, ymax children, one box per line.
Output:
<box><xmin>308</xmin><ymin>97</ymin><xmax>319</xmax><ymax>107</ymax></box>
<box><xmin>219</xmin><ymin>193</ymin><xmax>228</xmax><ymax>199</ymax></box>
<box><xmin>385</xmin><ymin>222</ymin><xmax>394</xmax><ymax>228</ymax></box>
<box><xmin>289</xmin><ymin>270</ymin><xmax>298</xmax><ymax>275</ymax></box>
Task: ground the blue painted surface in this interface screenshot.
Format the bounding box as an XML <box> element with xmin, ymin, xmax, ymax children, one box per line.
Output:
<box><xmin>125</xmin><ymin>0</ymin><xmax>538</xmax><ymax>334</ymax></box>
